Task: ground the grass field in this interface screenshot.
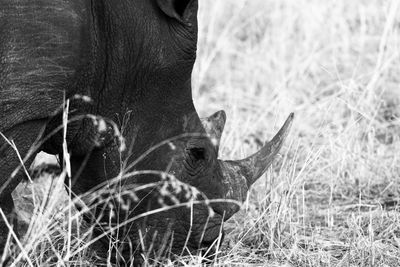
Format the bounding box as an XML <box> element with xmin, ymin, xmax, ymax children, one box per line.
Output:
<box><xmin>193</xmin><ymin>0</ymin><xmax>400</xmax><ymax>266</ymax></box>
<box><xmin>6</xmin><ymin>0</ymin><xmax>400</xmax><ymax>266</ymax></box>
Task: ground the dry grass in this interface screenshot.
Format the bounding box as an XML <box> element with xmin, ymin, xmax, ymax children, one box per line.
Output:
<box><xmin>4</xmin><ymin>0</ymin><xmax>400</xmax><ymax>266</ymax></box>
<box><xmin>193</xmin><ymin>0</ymin><xmax>400</xmax><ymax>266</ymax></box>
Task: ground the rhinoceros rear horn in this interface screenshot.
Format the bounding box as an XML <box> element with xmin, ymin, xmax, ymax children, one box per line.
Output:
<box><xmin>200</xmin><ymin>110</ymin><xmax>226</xmax><ymax>153</ymax></box>
<box><xmin>156</xmin><ymin>0</ymin><xmax>198</xmax><ymax>22</ymax></box>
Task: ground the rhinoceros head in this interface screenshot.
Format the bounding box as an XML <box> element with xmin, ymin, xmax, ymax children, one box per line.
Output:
<box><xmin>93</xmin><ymin>111</ymin><xmax>293</xmax><ymax>263</ymax></box>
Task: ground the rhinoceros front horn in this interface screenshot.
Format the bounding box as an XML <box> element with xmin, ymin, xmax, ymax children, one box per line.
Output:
<box><xmin>204</xmin><ymin>112</ymin><xmax>294</xmax><ymax>220</ymax></box>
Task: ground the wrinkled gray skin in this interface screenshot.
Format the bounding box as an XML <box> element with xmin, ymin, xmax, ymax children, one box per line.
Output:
<box><xmin>0</xmin><ymin>0</ymin><xmax>293</xmax><ymax>264</ymax></box>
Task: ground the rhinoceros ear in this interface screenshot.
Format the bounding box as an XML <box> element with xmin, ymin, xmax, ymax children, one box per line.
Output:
<box><xmin>156</xmin><ymin>0</ymin><xmax>198</xmax><ymax>23</ymax></box>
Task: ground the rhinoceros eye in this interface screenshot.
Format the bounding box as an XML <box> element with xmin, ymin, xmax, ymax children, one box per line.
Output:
<box><xmin>188</xmin><ymin>147</ymin><xmax>206</xmax><ymax>161</ymax></box>
<box><xmin>156</xmin><ymin>0</ymin><xmax>195</xmax><ymax>23</ymax></box>
<box><xmin>184</xmin><ymin>147</ymin><xmax>207</xmax><ymax>175</ymax></box>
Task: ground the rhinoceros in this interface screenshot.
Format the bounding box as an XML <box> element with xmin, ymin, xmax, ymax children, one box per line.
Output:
<box><xmin>0</xmin><ymin>0</ymin><xmax>293</xmax><ymax>264</ymax></box>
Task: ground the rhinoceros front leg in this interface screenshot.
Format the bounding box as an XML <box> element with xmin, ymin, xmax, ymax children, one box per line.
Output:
<box><xmin>0</xmin><ymin>120</ymin><xmax>46</xmax><ymax>257</ymax></box>
<box><xmin>68</xmin><ymin>149</ymin><xmax>111</xmax><ymax>195</ymax></box>
<box><xmin>0</xmin><ymin>193</ymin><xmax>17</xmax><ymax>260</ymax></box>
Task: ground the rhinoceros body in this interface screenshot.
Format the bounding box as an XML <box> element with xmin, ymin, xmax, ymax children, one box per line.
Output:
<box><xmin>0</xmin><ymin>0</ymin><xmax>293</xmax><ymax>264</ymax></box>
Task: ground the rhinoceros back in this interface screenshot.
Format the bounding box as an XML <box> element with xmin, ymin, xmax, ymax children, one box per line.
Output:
<box><xmin>0</xmin><ymin>0</ymin><xmax>90</xmax><ymax>133</ymax></box>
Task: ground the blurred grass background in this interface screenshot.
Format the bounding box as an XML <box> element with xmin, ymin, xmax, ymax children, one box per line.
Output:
<box><xmin>192</xmin><ymin>0</ymin><xmax>400</xmax><ymax>266</ymax></box>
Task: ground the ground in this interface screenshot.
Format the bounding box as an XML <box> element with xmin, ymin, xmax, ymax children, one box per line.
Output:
<box><xmin>5</xmin><ymin>0</ymin><xmax>400</xmax><ymax>266</ymax></box>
